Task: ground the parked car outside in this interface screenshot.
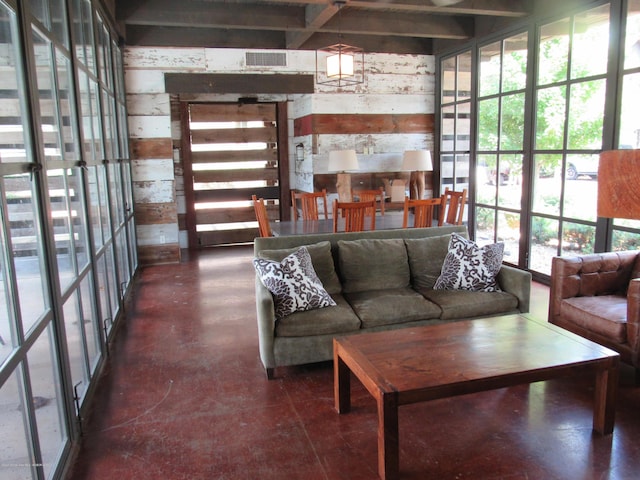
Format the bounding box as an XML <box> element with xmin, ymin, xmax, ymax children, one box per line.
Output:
<box><xmin>566</xmin><ymin>155</ymin><xmax>599</xmax><ymax>180</ymax></box>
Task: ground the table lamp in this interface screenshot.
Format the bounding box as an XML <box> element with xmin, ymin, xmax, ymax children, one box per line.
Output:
<box><xmin>328</xmin><ymin>149</ymin><xmax>359</xmax><ymax>201</ymax></box>
<box><xmin>403</xmin><ymin>150</ymin><xmax>433</xmax><ymax>200</ymax></box>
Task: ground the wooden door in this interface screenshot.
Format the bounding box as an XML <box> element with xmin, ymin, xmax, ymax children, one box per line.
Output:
<box><xmin>182</xmin><ymin>102</ymin><xmax>286</xmax><ymax>247</ymax></box>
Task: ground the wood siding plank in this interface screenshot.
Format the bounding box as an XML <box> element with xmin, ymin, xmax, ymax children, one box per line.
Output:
<box><xmin>190</xmin><ymin>126</ymin><xmax>277</xmax><ymax>144</ymax></box>
<box><xmin>189</xmin><ymin>103</ymin><xmax>276</xmax><ymax>122</ymax></box>
<box><xmin>130</xmin><ymin>138</ymin><xmax>173</xmax><ymax>159</ymax></box>
<box><xmin>294</xmin><ymin>113</ymin><xmax>433</xmax><ymax>136</ymax></box>
<box><xmin>165</xmin><ymin>73</ymin><xmax>314</xmax><ymax>94</ymax></box>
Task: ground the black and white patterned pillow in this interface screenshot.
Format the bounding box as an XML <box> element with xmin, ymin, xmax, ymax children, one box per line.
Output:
<box><xmin>253</xmin><ymin>246</ymin><xmax>336</xmax><ymax>319</ymax></box>
<box><xmin>433</xmin><ymin>233</ymin><xmax>504</xmax><ymax>292</ymax></box>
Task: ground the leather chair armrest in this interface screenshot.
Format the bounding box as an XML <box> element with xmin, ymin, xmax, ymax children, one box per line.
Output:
<box><xmin>549</xmin><ymin>256</ymin><xmax>582</xmax><ymax>323</ymax></box>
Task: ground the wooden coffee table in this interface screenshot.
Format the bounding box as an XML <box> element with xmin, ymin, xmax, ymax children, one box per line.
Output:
<box><xmin>333</xmin><ymin>314</ymin><xmax>619</xmax><ymax>480</ymax></box>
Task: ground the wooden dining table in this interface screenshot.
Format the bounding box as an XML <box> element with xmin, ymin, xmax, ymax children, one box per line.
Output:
<box><xmin>271</xmin><ymin>213</ymin><xmax>411</xmax><ymax>236</ymax></box>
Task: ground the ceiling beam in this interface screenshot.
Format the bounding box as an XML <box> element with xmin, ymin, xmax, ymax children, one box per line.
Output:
<box><xmin>326</xmin><ymin>10</ymin><xmax>471</xmax><ymax>39</ymax></box>
<box><xmin>286</xmin><ymin>3</ymin><xmax>338</xmax><ymax>49</ymax></box>
<box><xmin>124</xmin><ymin>25</ymin><xmax>433</xmax><ymax>54</ymax></box>
<box><xmin>117</xmin><ymin>0</ymin><xmax>304</xmax><ymax>29</ymax></box>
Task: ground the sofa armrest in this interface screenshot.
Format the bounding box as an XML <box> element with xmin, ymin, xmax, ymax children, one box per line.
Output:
<box><xmin>628</xmin><ymin>278</ymin><xmax>640</xmax><ymax>356</ymax></box>
<box><xmin>255</xmin><ymin>276</ymin><xmax>277</xmax><ymax>371</ymax></box>
<box><xmin>496</xmin><ymin>264</ymin><xmax>531</xmax><ymax>313</ymax></box>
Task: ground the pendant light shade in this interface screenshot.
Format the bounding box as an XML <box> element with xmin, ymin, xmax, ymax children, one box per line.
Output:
<box><xmin>316</xmin><ymin>2</ymin><xmax>364</xmax><ymax>87</ymax></box>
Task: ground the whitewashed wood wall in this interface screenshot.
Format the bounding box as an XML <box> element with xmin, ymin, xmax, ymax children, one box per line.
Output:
<box><xmin>124</xmin><ymin>47</ymin><xmax>435</xmax><ymax>262</ymax></box>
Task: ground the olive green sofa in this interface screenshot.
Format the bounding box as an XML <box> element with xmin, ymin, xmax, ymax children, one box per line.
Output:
<box><xmin>254</xmin><ymin>225</ymin><xmax>531</xmax><ymax>379</ymax></box>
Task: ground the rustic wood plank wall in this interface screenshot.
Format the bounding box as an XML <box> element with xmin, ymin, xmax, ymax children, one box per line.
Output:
<box><xmin>125</xmin><ymin>47</ymin><xmax>434</xmax><ymax>264</ymax></box>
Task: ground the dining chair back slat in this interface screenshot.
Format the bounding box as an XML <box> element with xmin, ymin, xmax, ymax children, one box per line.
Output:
<box><xmin>252</xmin><ymin>195</ymin><xmax>273</xmax><ymax>237</ymax></box>
<box><xmin>402</xmin><ymin>196</ymin><xmax>442</xmax><ymax>228</ymax></box>
<box><xmin>291</xmin><ymin>189</ymin><xmax>329</xmax><ymax>221</ymax></box>
<box><xmin>353</xmin><ymin>187</ymin><xmax>385</xmax><ymax>215</ymax></box>
<box><xmin>439</xmin><ymin>188</ymin><xmax>467</xmax><ymax>225</ymax></box>
<box><xmin>333</xmin><ymin>200</ymin><xmax>376</xmax><ymax>232</ymax></box>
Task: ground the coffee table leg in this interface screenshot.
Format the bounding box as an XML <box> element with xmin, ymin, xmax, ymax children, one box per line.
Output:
<box><xmin>334</xmin><ymin>351</ymin><xmax>351</xmax><ymax>414</ymax></box>
<box><xmin>593</xmin><ymin>363</ymin><xmax>619</xmax><ymax>434</ymax></box>
<box><xmin>377</xmin><ymin>391</ymin><xmax>399</xmax><ymax>480</ymax></box>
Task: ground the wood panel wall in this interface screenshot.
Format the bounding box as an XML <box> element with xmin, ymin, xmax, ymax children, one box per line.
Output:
<box><xmin>125</xmin><ymin>47</ymin><xmax>435</xmax><ymax>264</ymax></box>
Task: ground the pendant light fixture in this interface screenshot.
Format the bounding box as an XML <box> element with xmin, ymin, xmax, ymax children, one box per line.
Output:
<box><xmin>316</xmin><ymin>1</ymin><xmax>364</xmax><ymax>87</ymax></box>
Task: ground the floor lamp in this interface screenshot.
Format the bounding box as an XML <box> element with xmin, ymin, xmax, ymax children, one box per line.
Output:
<box><xmin>328</xmin><ymin>149</ymin><xmax>359</xmax><ymax>202</ymax></box>
<box><xmin>597</xmin><ymin>149</ymin><xmax>640</xmax><ymax>219</ymax></box>
<box><xmin>403</xmin><ymin>150</ymin><xmax>433</xmax><ymax>200</ymax></box>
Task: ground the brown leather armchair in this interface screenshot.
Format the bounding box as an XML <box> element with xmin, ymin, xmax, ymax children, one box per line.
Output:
<box><xmin>549</xmin><ymin>251</ymin><xmax>640</xmax><ymax>384</ymax></box>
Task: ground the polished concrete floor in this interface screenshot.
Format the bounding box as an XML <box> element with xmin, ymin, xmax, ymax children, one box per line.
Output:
<box><xmin>66</xmin><ymin>245</ymin><xmax>640</xmax><ymax>480</ymax></box>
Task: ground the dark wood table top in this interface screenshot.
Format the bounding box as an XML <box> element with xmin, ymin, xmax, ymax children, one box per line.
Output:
<box><xmin>335</xmin><ymin>314</ymin><xmax>619</xmax><ymax>402</ymax></box>
<box><xmin>334</xmin><ymin>314</ymin><xmax>619</xmax><ymax>480</ymax></box>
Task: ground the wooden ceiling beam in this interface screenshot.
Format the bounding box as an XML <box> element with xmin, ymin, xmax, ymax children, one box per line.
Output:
<box><xmin>124</xmin><ymin>25</ymin><xmax>433</xmax><ymax>54</ymax></box>
<box><xmin>286</xmin><ymin>3</ymin><xmax>338</xmax><ymax>49</ymax></box>
<box><xmin>347</xmin><ymin>0</ymin><xmax>529</xmax><ymax>17</ymax></box>
<box><xmin>117</xmin><ymin>0</ymin><xmax>304</xmax><ymax>29</ymax></box>
<box><xmin>327</xmin><ymin>11</ymin><xmax>471</xmax><ymax>39</ymax></box>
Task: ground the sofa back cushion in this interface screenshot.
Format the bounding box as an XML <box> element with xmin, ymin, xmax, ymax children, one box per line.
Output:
<box><xmin>338</xmin><ymin>238</ymin><xmax>409</xmax><ymax>293</ymax></box>
<box><xmin>257</xmin><ymin>240</ymin><xmax>342</xmax><ymax>294</ymax></box>
<box><xmin>404</xmin><ymin>233</ymin><xmax>465</xmax><ymax>290</ymax></box>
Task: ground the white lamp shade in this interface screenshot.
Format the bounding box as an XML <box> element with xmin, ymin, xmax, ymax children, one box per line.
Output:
<box><xmin>402</xmin><ymin>150</ymin><xmax>433</xmax><ymax>171</ymax></box>
<box><xmin>327</xmin><ymin>52</ymin><xmax>354</xmax><ymax>78</ymax></box>
<box><xmin>328</xmin><ymin>149</ymin><xmax>359</xmax><ymax>172</ymax></box>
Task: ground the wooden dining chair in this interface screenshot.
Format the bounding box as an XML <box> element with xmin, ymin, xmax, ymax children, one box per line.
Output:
<box><xmin>353</xmin><ymin>187</ymin><xmax>385</xmax><ymax>215</ymax></box>
<box><xmin>252</xmin><ymin>195</ymin><xmax>273</xmax><ymax>237</ymax></box>
<box><xmin>402</xmin><ymin>196</ymin><xmax>443</xmax><ymax>228</ymax></box>
<box><xmin>290</xmin><ymin>189</ymin><xmax>329</xmax><ymax>221</ymax></box>
<box><xmin>333</xmin><ymin>199</ymin><xmax>376</xmax><ymax>232</ymax></box>
<box><xmin>439</xmin><ymin>188</ymin><xmax>467</xmax><ymax>225</ymax></box>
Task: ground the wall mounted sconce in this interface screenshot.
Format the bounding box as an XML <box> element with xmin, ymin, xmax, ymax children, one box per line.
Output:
<box><xmin>295</xmin><ymin>143</ymin><xmax>304</xmax><ymax>164</ymax></box>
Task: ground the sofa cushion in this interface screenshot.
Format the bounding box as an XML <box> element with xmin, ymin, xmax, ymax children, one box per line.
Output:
<box><xmin>418</xmin><ymin>288</ymin><xmax>518</xmax><ymax>320</ymax></box>
<box><xmin>274</xmin><ymin>294</ymin><xmax>361</xmax><ymax>337</ymax></box>
<box><xmin>434</xmin><ymin>233</ymin><xmax>504</xmax><ymax>292</ymax></box>
<box><xmin>257</xmin><ymin>240</ymin><xmax>341</xmax><ymax>294</ymax></box>
<box><xmin>344</xmin><ymin>287</ymin><xmax>441</xmax><ymax>328</ymax></box>
<box><xmin>253</xmin><ymin>246</ymin><xmax>336</xmax><ymax>320</ymax></box>
<box><xmin>405</xmin><ymin>233</ymin><xmax>466</xmax><ymax>290</ymax></box>
<box><xmin>338</xmin><ymin>238</ymin><xmax>409</xmax><ymax>293</ymax></box>
<box><xmin>560</xmin><ymin>295</ymin><xmax>627</xmax><ymax>343</ymax></box>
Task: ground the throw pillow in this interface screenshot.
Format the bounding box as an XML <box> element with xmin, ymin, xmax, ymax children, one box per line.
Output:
<box><xmin>253</xmin><ymin>246</ymin><xmax>336</xmax><ymax>319</ymax></box>
<box><xmin>257</xmin><ymin>241</ymin><xmax>341</xmax><ymax>294</ymax></box>
<box><xmin>405</xmin><ymin>234</ymin><xmax>467</xmax><ymax>290</ymax></box>
<box><xmin>434</xmin><ymin>233</ymin><xmax>504</xmax><ymax>292</ymax></box>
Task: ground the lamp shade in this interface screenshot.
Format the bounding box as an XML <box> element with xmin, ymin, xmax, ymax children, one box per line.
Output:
<box><xmin>327</xmin><ymin>51</ymin><xmax>354</xmax><ymax>78</ymax></box>
<box><xmin>328</xmin><ymin>149</ymin><xmax>359</xmax><ymax>172</ymax></box>
<box><xmin>402</xmin><ymin>150</ymin><xmax>433</xmax><ymax>171</ymax></box>
<box><xmin>597</xmin><ymin>149</ymin><xmax>640</xmax><ymax>219</ymax></box>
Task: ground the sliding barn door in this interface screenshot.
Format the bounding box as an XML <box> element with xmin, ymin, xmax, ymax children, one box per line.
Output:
<box><xmin>182</xmin><ymin>102</ymin><xmax>285</xmax><ymax>247</ymax></box>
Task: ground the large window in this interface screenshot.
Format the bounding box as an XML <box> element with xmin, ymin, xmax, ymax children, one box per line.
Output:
<box><xmin>612</xmin><ymin>0</ymin><xmax>640</xmax><ymax>250</ymax></box>
<box><xmin>0</xmin><ymin>1</ymin><xmax>135</xmax><ymax>479</ymax></box>
<box><xmin>440</xmin><ymin>51</ymin><xmax>471</xmax><ymax>223</ymax></box>
<box><xmin>476</xmin><ymin>32</ymin><xmax>529</xmax><ymax>266</ymax></box>
<box><xmin>530</xmin><ymin>5</ymin><xmax>610</xmax><ymax>275</ymax></box>
<box><xmin>438</xmin><ymin>1</ymin><xmax>639</xmax><ymax>279</ymax></box>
